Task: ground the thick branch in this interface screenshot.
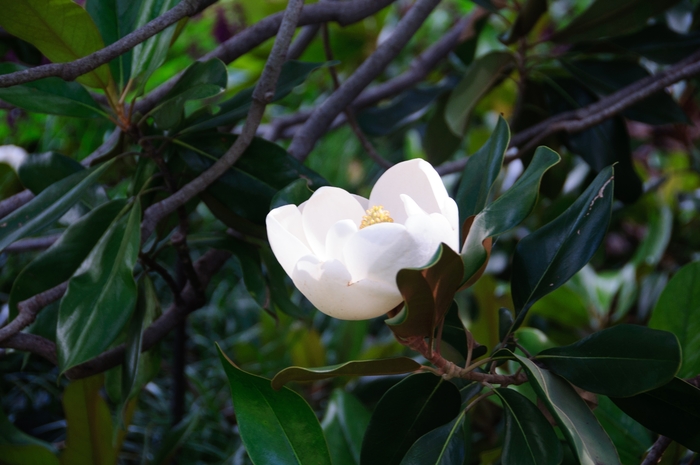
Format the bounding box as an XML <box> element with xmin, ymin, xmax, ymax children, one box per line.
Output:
<box><xmin>286</xmin><ymin>24</ymin><xmax>321</xmax><ymax>60</ymax></box>
<box><xmin>640</xmin><ymin>436</ymin><xmax>672</xmax><ymax>465</ymax></box>
<box><xmin>0</xmin><ymin>190</ymin><xmax>34</xmax><ymax>220</ymax></box>
<box><xmin>0</xmin><ymin>282</ymin><xmax>68</xmax><ymax>343</ymax></box>
<box><xmin>3</xmin><ymin>234</ymin><xmax>60</xmax><ymax>253</ymax></box>
<box><xmin>0</xmin><ymin>0</ymin><xmax>215</xmax><ymax>88</ymax></box>
<box><xmin>140</xmin><ymin>0</ymin><xmax>306</xmax><ymax>243</ymax></box>
<box><xmin>288</xmin><ymin>0</ymin><xmax>443</xmax><ymax>160</ymax></box>
<box><xmin>0</xmin><ymin>333</ymin><xmax>57</xmax><ymax>365</ymax></box>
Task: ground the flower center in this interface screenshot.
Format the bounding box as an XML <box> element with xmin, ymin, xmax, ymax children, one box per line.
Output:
<box><xmin>360</xmin><ymin>205</ymin><xmax>394</xmax><ymax>229</ymax></box>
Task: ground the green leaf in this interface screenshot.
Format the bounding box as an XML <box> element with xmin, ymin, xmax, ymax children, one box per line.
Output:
<box><xmin>502</xmin><ymin>0</ymin><xmax>547</xmax><ymax>44</ymax></box>
<box><xmin>460</xmin><ymin>146</ymin><xmax>560</xmax><ymax>284</ymax></box>
<box><xmin>271</xmin><ymin>357</ymin><xmax>421</xmax><ymax>390</ymax></box>
<box><xmin>400</xmin><ymin>415</ymin><xmax>467</xmax><ymax>465</ymax></box>
<box><xmin>0</xmin><ymin>445</ymin><xmax>60</xmax><ymax>465</ymax></box>
<box><xmin>321</xmin><ymin>390</ymin><xmax>371</xmax><ymax>465</ymax></box>
<box><xmin>0</xmin><ymin>0</ymin><xmax>111</xmax><ymax>89</ymax></box>
<box><xmin>18</xmin><ymin>152</ymin><xmax>84</xmax><ymax>194</ymax></box>
<box><xmin>148</xmin><ymin>414</ymin><xmax>199</xmax><ymax>465</ymax></box>
<box><xmin>455</xmin><ymin>116</ymin><xmax>510</xmax><ymax>223</ymax></box>
<box><xmin>514</xmin><ymin>327</ymin><xmax>556</xmax><ymax>356</ymax></box>
<box><xmin>270</xmin><ymin>178</ymin><xmax>314</xmax><ymax>210</ymax></box>
<box><xmin>8</xmin><ymin>199</ymin><xmax>126</xmax><ymax>321</ymax></box>
<box><xmin>217</xmin><ymin>345</ymin><xmax>332</xmax><ymax>465</ymax></box>
<box><xmin>423</xmin><ymin>94</ymin><xmax>462</xmax><ymax>165</ymax></box>
<box><xmin>181</xmin><ymin>60</ymin><xmax>329</xmax><ymax>134</ymax></box>
<box><xmin>445</xmin><ymin>51</ymin><xmax>513</xmax><ymax>136</ymax></box>
<box><xmin>130</xmin><ymin>0</ymin><xmax>180</xmax><ymax>92</ymax></box>
<box><xmin>57</xmin><ymin>199</ymin><xmax>141</xmax><ymax>374</ymax></box>
<box><xmin>649</xmin><ymin>261</ymin><xmax>700</xmax><ymax>378</ymax></box>
<box><xmin>260</xmin><ymin>246</ymin><xmax>311</xmax><ymax>320</ymax></box>
<box><xmin>0</xmin><ymin>161</ymin><xmax>113</xmax><ymax>253</ymax></box>
<box><xmin>511</xmin><ymin>167</ymin><xmax>614</xmax><ymax>329</ymax></box>
<box><xmin>611</xmin><ymin>378</ymin><xmax>700</xmax><ymax>452</ymax></box>
<box><xmin>86</xmin><ymin>0</ymin><xmax>141</xmax><ymax>89</ymax></box>
<box><xmin>0</xmin><ymin>64</ymin><xmax>104</xmax><ymax>117</ymax></box>
<box><xmin>514</xmin><ymin>354</ymin><xmax>621</xmax><ymax>465</ymax></box>
<box><xmin>387</xmin><ymin>244</ymin><xmax>464</xmax><ymax>340</ymax></box>
<box><xmin>536</xmin><ymin>325</ymin><xmax>681</xmax><ymax>397</ymax></box>
<box><xmin>150</xmin><ymin>59</ymin><xmax>228</xmax><ymax>130</ymax></box>
<box><xmin>610</xmin><ymin>23</ymin><xmax>700</xmax><ymax>65</ymax></box>
<box><xmin>551</xmin><ymin>0</ymin><xmax>683</xmax><ymax>43</ymax></box>
<box><xmin>631</xmin><ymin>205</ymin><xmax>672</xmax><ymax>267</ymax></box>
<box><xmin>495</xmin><ymin>388</ymin><xmax>562</xmax><ymax>465</ymax></box>
<box><xmin>360</xmin><ymin>373</ymin><xmax>461</xmax><ymax>465</ymax></box>
<box><xmin>0</xmin><ymin>405</ymin><xmax>56</xmax><ymax>451</ymax></box>
<box><xmin>60</xmin><ymin>375</ymin><xmax>117</xmax><ymax>465</ymax></box>
<box><xmin>594</xmin><ymin>396</ymin><xmax>652</xmax><ymax>465</ymax></box>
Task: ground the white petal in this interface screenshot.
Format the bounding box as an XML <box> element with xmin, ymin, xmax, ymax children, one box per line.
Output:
<box><xmin>301</xmin><ymin>186</ymin><xmax>366</xmax><ymax>260</ymax></box>
<box><xmin>266</xmin><ymin>205</ymin><xmax>313</xmax><ymax>277</ymax></box>
<box><xmin>405</xmin><ymin>211</ymin><xmax>460</xmax><ymax>257</ymax></box>
<box><xmin>0</xmin><ymin>145</ymin><xmax>28</xmax><ymax>172</ymax></box>
<box><xmin>292</xmin><ymin>256</ymin><xmax>402</xmax><ymax>320</ymax></box>
<box><xmin>343</xmin><ymin>222</ymin><xmax>421</xmax><ymax>284</ymax></box>
<box><xmin>352</xmin><ymin>194</ymin><xmax>369</xmax><ymax>210</ymax></box>
<box><xmin>369</xmin><ymin>159</ymin><xmax>450</xmax><ymax>225</ymax></box>
<box><xmin>325</xmin><ymin>219</ymin><xmax>357</xmax><ymax>262</ymax></box>
<box><xmin>441</xmin><ymin>196</ymin><xmax>460</xmax><ymax>236</ymax></box>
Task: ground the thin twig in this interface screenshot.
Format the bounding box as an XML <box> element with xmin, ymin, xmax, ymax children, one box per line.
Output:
<box><xmin>0</xmin><ymin>190</ymin><xmax>35</xmax><ymax>221</ymax></box>
<box><xmin>141</xmin><ymin>253</ymin><xmax>183</xmax><ymax>304</ymax></box>
<box><xmin>0</xmin><ymin>282</ymin><xmax>68</xmax><ymax>343</ymax></box>
<box><xmin>286</xmin><ymin>24</ymin><xmax>321</xmax><ymax>60</ymax></box>
<box><xmin>641</xmin><ymin>436</ymin><xmax>673</xmax><ymax>465</ymax></box>
<box><xmin>3</xmin><ymin>234</ymin><xmax>61</xmax><ymax>253</ymax></box>
<box><xmin>140</xmin><ymin>0</ymin><xmax>306</xmax><ymax>243</ymax></box>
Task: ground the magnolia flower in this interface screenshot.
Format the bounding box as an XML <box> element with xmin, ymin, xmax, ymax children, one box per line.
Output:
<box><xmin>0</xmin><ymin>145</ymin><xmax>27</xmax><ymax>172</ymax></box>
<box><xmin>266</xmin><ymin>159</ymin><xmax>460</xmax><ymax>320</ymax></box>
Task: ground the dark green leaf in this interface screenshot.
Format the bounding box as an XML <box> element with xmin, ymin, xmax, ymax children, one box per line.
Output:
<box><xmin>495</xmin><ymin>388</ymin><xmax>561</xmax><ymax>465</ymax></box>
<box><xmin>217</xmin><ymin>345</ymin><xmax>332</xmax><ymax>465</ymax></box>
<box><xmin>515</xmin><ymin>354</ymin><xmax>621</xmax><ymax>465</ymax></box>
<box><xmin>0</xmin><ymin>64</ymin><xmax>104</xmax><ymax>117</ymax></box>
<box><xmin>537</xmin><ymin>325</ymin><xmax>681</xmax><ymax>397</ymax></box>
<box><xmin>400</xmin><ymin>415</ymin><xmax>466</xmax><ymax>465</ymax></box>
<box><xmin>8</xmin><ymin>199</ymin><xmax>126</xmax><ymax>321</ymax></box>
<box><xmin>460</xmin><ymin>147</ymin><xmax>560</xmax><ymax>284</ymax></box>
<box><xmin>270</xmin><ymin>178</ymin><xmax>314</xmax><ymax>210</ymax></box>
<box><xmin>130</xmin><ymin>0</ymin><xmax>179</xmax><ymax>92</ymax></box>
<box><xmin>445</xmin><ymin>51</ymin><xmax>513</xmax><ymax>136</ymax></box>
<box><xmin>498</xmin><ymin>308</ymin><xmax>514</xmax><ymax>342</ymax></box>
<box><xmin>470</xmin><ymin>0</ymin><xmax>502</xmax><ymax>14</ymax></box>
<box><xmin>360</xmin><ymin>373</ymin><xmax>461</xmax><ymax>465</ymax></box>
<box><xmin>649</xmin><ymin>261</ymin><xmax>700</xmax><ymax>378</ymax></box>
<box><xmin>0</xmin><ymin>445</ymin><xmax>60</xmax><ymax>465</ymax></box>
<box><xmin>57</xmin><ymin>200</ymin><xmax>141</xmax><ymax>374</ymax></box>
<box><xmin>0</xmin><ymin>161</ymin><xmax>113</xmax><ymax>253</ymax></box>
<box><xmin>552</xmin><ymin>0</ymin><xmax>683</xmax><ymax>43</ymax></box>
<box><xmin>271</xmin><ymin>357</ymin><xmax>421</xmax><ymax>390</ymax></box>
<box><xmin>151</xmin><ymin>59</ymin><xmax>228</xmax><ymax>129</ymax></box>
<box><xmin>611</xmin><ymin>378</ymin><xmax>700</xmax><ymax>452</ymax></box>
<box><xmin>0</xmin><ymin>405</ymin><xmax>56</xmax><ymax>451</ymax></box>
<box><xmin>455</xmin><ymin>115</ymin><xmax>510</xmax><ymax>223</ymax></box>
<box><xmin>321</xmin><ymin>389</ymin><xmax>371</xmax><ymax>465</ymax></box>
<box><xmin>511</xmin><ymin>167</ymin><xmax>614</xmax><ymax>329</ymax></box>
<box><xmin>594</xmin><ymin>396</ymin><xmax>652</xmax><ymax>465</ymax></box>
<box><xmin>502</xmin><ymin>0</ymin><xmax>547</xmax><ymax>44</ymax></box>
<box><xmin>0</xmin><ymin>0</ymin><xmax>111</xmax><ymax>89</ymax></box>
<box><xmin>423</xmin><ymin>94</ymin><xmax>462</xmax><ymax>165</ymax></box>
<box><xmin>148</xmin><ymin>414</ymin><xmax>199</xmax><ymax>465</ymax></box>
<box><xmin>610</xmin><ymin>23</ymin><xmax>700</xmax><ymax>65</ymax></box>
<box><xmin>18</xmin><ymin>152</ymin><xmax>84</xmax><ymax>194</ymax></box>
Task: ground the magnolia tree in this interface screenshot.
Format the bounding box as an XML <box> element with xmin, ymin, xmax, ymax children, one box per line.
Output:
<box><xmin>1</xmin><ymin>0</ymin><xmax>700</xmax><ymax>463</ymax></box>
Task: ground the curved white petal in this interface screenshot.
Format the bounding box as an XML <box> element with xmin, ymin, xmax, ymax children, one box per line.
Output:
<box><xmin>441</xmin><ymin>196</ymin><xmax>460</xmax><ymax>236</ymax></box>
<box><xmin>404</xmin><ymin>211</ymin><xmax>460</xmax><ymax>258</ymax></box>
<box><xmin>369</xmin><ymin>159</ymin><xmax>450</xmax><ymax>225</ymax></box>
<box><xmin>301</xmin><ymin>186</ymin><xmax>366</xmax><ymax>260</ymax></box>
<box><xmin>325</xmin><ymin>219</ymin><xmax>357</xmax><ymax>262</ymax></box>
<box><xmin>342</xmin><ymin>222</ymin><xmax>420</xmax><ymax>284</ymax></box>
<box><xmin>292</xmin><ymin>256</ymin><xmax>402</xmax><ymax>320</ymax></box>
<box><xmin>0</xmin><ymin>145</ymin><xmax>28</xmax><ymax>172</ymax></box>
<box><xmin>266</xmin><ymin>205</ymin><xmax>313</xmax><ymax>277</ymax></box>
<box><xmin>352</xmin><ymin>194</ymin><xmax>369</xmax><ymax>210</ymax></box>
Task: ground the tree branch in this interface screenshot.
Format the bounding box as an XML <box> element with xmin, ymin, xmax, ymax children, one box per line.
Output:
<box><xmin>0</xmin><ymin>0</ymin><xmax>215</xmax><ymax>88</ymax></box>
<box><xmin>286</xmin><ymin>24</ymin><xmax>321</xmax><ymax>60</ymax></box>
<box><xmin>2</xmin><ymin>234</ymin><xmax>61</xmax><ymax>253</ymax></box>
<box><xmin>0</xmin><ymin>190</ymin><xmax>34</xmax><ymax>220</ymax></box>
<box><xmin>641</xmin><ymin>436</ymin><xmax>672</xmax><ymax>465</ymax></box>
<box><xmin>0</xmin><ymin>282</ymin><xmax>68</xmax><ymax>343</ymax></box>
<box><xmin>288</xmin><ymin>0</ymin><xmax>443</xmax><ymax>161</ymax></box>
<box><xmin>140</xmin><ymin>0</ymin><xmax>306</xmax><ymax>243</ymax></box>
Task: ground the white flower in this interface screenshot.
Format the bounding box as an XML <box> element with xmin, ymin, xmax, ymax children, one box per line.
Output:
<box><xmin>0</xmin><ymin>145</ymin><xmax>27</xmax><ymax>172</ymax></box>
<box><xmin>266</xmin><ymin>159</ymin><xmax>460</xmax><ymax>320</ymax></box>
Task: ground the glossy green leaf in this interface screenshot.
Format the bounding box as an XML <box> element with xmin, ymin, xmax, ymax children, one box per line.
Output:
<box><xmin>270</xmin><ymin>178</ymin><xmax>314</xmax><ymax>210</ymax></box>
<box><xmin>498</xmin><ymin>308</ymin><xmax>514</xmax><ymax>342</ymax></box>
<box><xmin>502</xmin><ymin>0</ymin><xmax>547</xmax><ymax>44</ymax></box>
<box><xmin>18</xmin><ymin>152</ymin><xmax>84</xmax><ymax>194</ymax></box>
<box><xmin>0</xmin><ymin>0</ymin><xmax>110</xmax><ymax>89</ymax></box>
<box><xmin>8</xmin><ymin>199</ymin><xmax>126</xmax><ymax>320</ymax></box>
<box><xmin>181</xmin><ymin>60</ymin><xmax>329</xmax><ymax>134</ymax></box>
<box><xmin>0</xmin><ymin>405</ymin><xmax>56</xmax><ymax>452</ymax></box>
<box><xmin>495</xmin><ymin>388</ymin><xmax>561</xmax><ymax>465</ymax></box>
<box><xmin>515</xmin><ymin>354</ymin><xmax>621</xmax><ymax>465</ymax></box>
<box><xmin>552</xmin><ymin>0</ymin><xmax>683</xmax><ymax>43</ymax></box>
<box><xmin>631</xmin><ymin>205</ymin><xmax>672</xmax><ymax>267</ymax></box>
<box><xmin>130</xmin><ymin>0</ymin><xmax>179</xmax><ymax>91</ymax></box>
<box><xmin>536</xmin><ymin>325</ymin><xmax>681</xmax><ymax>397</ymax></box>
<box><xmin>610</xmin><ymin>23</ymin><xmax>700</xmax><ymax>65</ymax></box>
<box><xmin>423</xmin><ymin>94</ymin><xmax>462</xmax><ymax>165</ymax></box>
<box><xmin>514</xmin><ymin>327</ymin><xmax>556</xmax><ymax>356</ymax></box>
<box><xmin>361</xmin><ymin>373</ymin><xmax>461</xmax><ymax>465</ymax></box>
<box><xmin>151</xmin><ymin>59</ymin><xmax>228</xmax><ymax>129</ymax></box>
<box><xmin>611</xmin><ymin>377</ymin><xmax>700</xmax><ymax>452</ymax></box>
<box><xmin>511</xmin><ymin>166</ymin><xmax>615</xmax><ymax>329</ymax></box>
<box><xmin>0</xmin><ymin>64</ymin><xmax>104</xmax><ymax>117</ymax></box>
<box><xmin>594</xmin><ymin>396</ymin><xmax>652</xmax><ymax>465</ymax></box>
<box><xmin>400</xmin><ymin>415</ymin><xmax>466</xmax><ymax>465</ymax></box>
<box><xmin>86</xmin><ymin>0</ymin><xmax>141</xmax><ymax>88</ymax></box>
<box><xmin>460</xmin><ymin>147</ymin><xmax>560</xmax><ymax>284</ymax></box>
<box><xmin>562</xmin><ymin>59</ymin><xmax>688</xmax><ymax>125</ymax></box>
<box><xmin>649</xmin><ymin>261</ymin><xmax>700</xmax><ymax>378</ymax></box>
<box><xmin>0</xmin><ymin>161</ymin><xmax>113</xmax><ymax>253</ymax></box>
<box><xmin>60</xmin><ymin>374</ymin><xmax>117</xmax><ymax>465</ymax></box>
<box><xmin>217</xmin><ymin>345</ymin><xmax>332</xmax><ymax>465</ymax></box>
<box><xmin>445</xmin><ymin>51</ymin><xmax>513</xmax><ymax>136</ymax></box>
<box><xmin>387</xmin><ymin>244</ymin><xmax>464</xmax><ymax>340</ymax></box>
<box><xmin>321</xmin><ymin>390</ymin><xmax>371</xmax><ymax>465</ymax></box>
<box><xmin>148</xmin><ymin>414</ymin><xmax>199</xmax><ymax>465</ymax></box>
<box><xmin>57</xmin><ymin>200</ymin><xmax>141</xmax><ymax>374</ymax></box>
<box><xmin>271</xmin><ymin>357</ymin><xmax>421</xmax><ymax>390</ymax></box>
<box><xmin>0</xmin><ymin>445</ymin><xmax>60</xmax><ymax>465</ymax></box>
<box><xmin>456</xmin><ymin>116</ymin><xmax>510</xmax><ymax>223</ymax></box>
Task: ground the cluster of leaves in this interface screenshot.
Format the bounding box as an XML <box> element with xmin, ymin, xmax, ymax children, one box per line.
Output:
<box><xmin>0</xmin><ymin>0</ymin><xmax>699</xmax><ymax>464</ymax></box>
